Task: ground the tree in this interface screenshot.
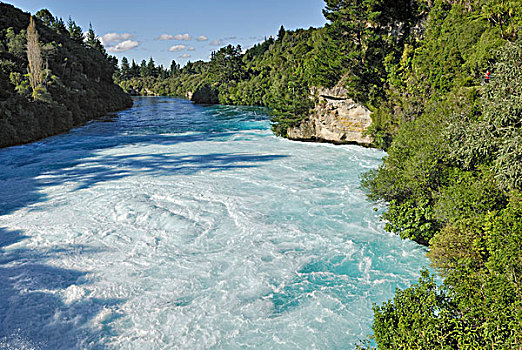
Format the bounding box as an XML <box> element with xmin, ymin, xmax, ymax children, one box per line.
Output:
<box><xmin>107</xmin><ymin>55</ymin><xmax>119</xmax><ymax>77</ymax></box>
<box><xmin>139</xmin><ymin>59</ymin><xmax>148</xmax><ymax>77</ymax></box>
<box><xmin>209</xmin><ymin>44</ymin><xmax>245</xmax><ymax>84</ymax></box>
<box><xmin>120</xmin><ymin>57</ymin><xmax>131</xmax><ymax>80</ymax></box>
<box><xmin>6</xmin><ymin>27</ymin><xmax>26</xmax><ymax>59</ymax></box>
<box><xmin>147</xmin><ymin>57</ymin><xmax>157</xmax><ymax>77</ymax></box>
<box><xmin>35</xmin><ymin>9</ymin><xmax>55</xmax><ymax>27</ymax></box>
<box><xmin>86</xmin><ymin>23</ymin><xmax>106</xmax><ymax>55</ymax></box>
<box><xmin>169</xmin><ymin>59</ymin><xmax>180</xmax><ymax>76</ymax></box>
<box><xmin>67</xmin><ymin>17</ymin><xmax>83</xmax><ymax>43</ymax></box>
<box><xmin>322</xmin><ymin>0</ymin><xmax>423</xmax><ymax>104</ymax></box>
<box><xmin>184</xmin><ymin>61</ymin><xmax>195</xmax><ymax>74</ymax></box>
<box><xmin>277</xmin><ymin>25</ymin><xmax>286</xmax><ymax>41</ymax></box>
<box><xmin>477</xmin><ymin>0</ymin><xmax>522</xmax><ymax>40</ymax></box>
<box><xmin>36</xmin><ymin>10</ymin><xmax>67</xmax><ymax>34</ymax></box>
<box><xmin>26</xmin><ymin>16</ymin><xmax>44</xmax><ymax>99</ymax></box>
<box><xmin>53</xmin><ymin>18</ymin><xmax>68</xmax><ymax>35</ymax></box>
<box><xmin>158</xmin><ymin>65</ymin><xmax>167</xmax><ymax>79</ymax></box>
<box><xmin>130</xmin><ymin>59</ymin><xmax>140</xmax><ymax>78</ymax></box>
<box><xmin>372</xmin><ymin>270</ymin><xmax>457</xmax><ymax>349</ymax></box>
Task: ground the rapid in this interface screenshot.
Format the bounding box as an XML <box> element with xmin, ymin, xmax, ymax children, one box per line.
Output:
<box><xmin>0</xmin><ymin>97</ymin><xmax>427</xmax><ymax>349</ymax></box>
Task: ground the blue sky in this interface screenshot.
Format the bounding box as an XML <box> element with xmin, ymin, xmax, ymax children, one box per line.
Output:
<box><xmin>4</xmin><ymin>0</ymin><xmax>327</xmax><ymax>68</ymax></box>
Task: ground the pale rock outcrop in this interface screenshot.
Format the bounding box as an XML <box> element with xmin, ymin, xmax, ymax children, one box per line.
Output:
<box><xmin>287</xmin><ymin>87</ymin><xmax>373</xmax><ymax>146</ymax></box>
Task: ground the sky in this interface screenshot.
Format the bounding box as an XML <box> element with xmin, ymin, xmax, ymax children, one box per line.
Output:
<box><xmin>4</xmin><ymin>0</ymin><xmax>328</xmax><ymax>68</ymax></box>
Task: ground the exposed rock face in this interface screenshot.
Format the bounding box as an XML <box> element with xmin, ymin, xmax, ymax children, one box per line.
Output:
<box><xmin>287</xmin><ymin>87</ymin><xmax>373</xmax><ymax>146</ymax></box>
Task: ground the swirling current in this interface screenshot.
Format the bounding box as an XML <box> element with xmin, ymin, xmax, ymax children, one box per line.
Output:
<box><xmin>0</xmin><ymin>97</ymin><xmax>428</xmax><ymax>349</ymax></box>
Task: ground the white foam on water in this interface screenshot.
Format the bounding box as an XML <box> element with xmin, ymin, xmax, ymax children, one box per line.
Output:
<box><xmin>0</xmin><ymin>97</ymin><xmax>428</xmax><ymax>349</ymax></box>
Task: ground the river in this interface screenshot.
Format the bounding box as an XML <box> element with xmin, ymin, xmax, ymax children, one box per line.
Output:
<box><xmin>0</xmin><ymin>97</ymin><xmax>427</xmax><ymax>349</ymax></box>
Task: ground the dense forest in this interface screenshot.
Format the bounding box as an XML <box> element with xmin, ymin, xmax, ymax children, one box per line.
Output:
<box><xmin>361</xmin><ymin>1</ymin><xmax>522</xmax><ymax>348</ymax></box>
<box><xmin>0</xmin><ymin>4</ymin><xmax>131</xmax><ymax>148</ymax></box>
<box><xmin>115</xmin><ymin>0</ymin><xmax>522</xmax><ymax>348</ymax></box>
<box><xmin>114</xmin><ymin>27</ymin><xmax>321</xmax><ymax>137</ymax></box>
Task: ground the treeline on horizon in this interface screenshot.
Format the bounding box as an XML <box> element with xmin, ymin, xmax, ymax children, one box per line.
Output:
<box><xmin>114</xmin><ymin>28</ymin><xmax>318</xmax><ymax>137</ymax></box>
<box><xmin>116</xmin><ymin>0</ymin><xmax>522</xmax><ymax>347</ymax></box>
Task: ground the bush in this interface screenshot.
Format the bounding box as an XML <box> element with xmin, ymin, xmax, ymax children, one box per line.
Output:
<box><xmin>372</xmin><ymin>269</ymin><xmax>457</xmax><ymax>349</ymax></box>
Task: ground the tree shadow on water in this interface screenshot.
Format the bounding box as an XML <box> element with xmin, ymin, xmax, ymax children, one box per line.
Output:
<box><xmin>0</xmin><ymin>227</ymin><xmax>122</xmax><ymax>349</ymax></box>
<box><xmin>0</xmin><ymin>130</ymin><xmax>286</xmax><ymax>215</ymax></box>
<box><xmin>0</xmin><ymin>101</ymin><xmax>287</xmax><ymax>348</ymax></box>
<box><xmin>41</xmin><ymin>152</ymin><xmax>288</xmax><ymax>191</ymax></box>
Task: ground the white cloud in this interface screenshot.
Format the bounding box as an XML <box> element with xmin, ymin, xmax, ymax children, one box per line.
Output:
<box><xmin>209</xmin><ymin>39</ymin><xmax>223</xmax><ymax>46</ymax></box>
<box><xmin>157</xmin><ymin>33</ymin><xmax>191</xmax><ymax>41</ymax></box>
<box><xmin>179</xmin><ymin>54</ymin><xmax>192</xmax><ymax>58</ymax></box>
<box><xmin>169</xmin><ymin>44</ymin><xmax>187</xmax><ymax>52</ymax></box>
<box><xmin>106</xmin><ymin>40</ymin><xmax>140</xmax><ymax>53</ymax></box>
<box><xmin>157</xmin><ymin>33</ymin><xmax>174</xmax><ymax>40</ymax></box>
<box><xmin>174</xmin><ymin>33</ymin><xmax>192</xmax><ymax>41</ymax></box>
<box><xmin>187</xmin><ymin>47</ymin><xmax>195</xmax><ymax>51</ymax></box>
<box><xmin>197</xmin><ymin>35</ymin><xmax>208</xmax><ymax>41</ymax></box>
<box><xmin>101</xmin><ymin>33</ymin><xmax>134</xmax><ymax>46</ymax></box>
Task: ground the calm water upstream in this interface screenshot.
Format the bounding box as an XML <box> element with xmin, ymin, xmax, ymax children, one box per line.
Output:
<box><xmin>0</xmin><ymin>97</ymin><xmax>427</xmax><ymax>349</ymax></box>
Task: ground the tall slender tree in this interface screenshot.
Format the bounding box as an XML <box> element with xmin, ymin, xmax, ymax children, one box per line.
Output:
<box><xmin>67</xmin><ymin>17</ymin><xmax>83</xmax><ymax>43</ymax></box>
<box><xmin>139</xmin><ymin>59</ymin><xmax>148</xmax><ymax>77</ymax></box>
<box><xmin>147</xmin><ymin>57</ymin><xmax>157</xmax><ymax>77</ymax></box>
<box><xmin>120</xmin><ymin>57</ymin><xmax>131</xmax><ymax>80</ymax></box>
<box><xmin>169</xmin><ymin>59</ymin><xmax>179</xmax><ymax>77</ymax></box>
<box><xmin>130</xmin><ymin>59</ymin><xmax>140</xmax><ymax>77</ymax></box>
<box><xmin>26</xmin><ymin>16</ymin><xmax>43</xmax><ymax>99</ymax></box>
<box><xmin>277</xmin><ymin>25</ymin><xmax>286</xmax><ymax>41</ymax></box>
<box><xmin>86</xmin><ymin>23</ymin><xmax>106</xmax><ymax>55</ymax></box>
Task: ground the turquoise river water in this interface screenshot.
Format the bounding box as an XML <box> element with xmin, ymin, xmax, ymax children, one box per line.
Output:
<box><xmin>0</xmin><ymin>97</ymin><xmax>428</xmax><ymax>349</ymax></box>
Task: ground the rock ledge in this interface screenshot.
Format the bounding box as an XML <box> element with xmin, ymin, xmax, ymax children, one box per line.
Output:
<box><xmin>287</xmin><ymin>87</ymin><xmax>373</xmax><ymax>146</ymax></box>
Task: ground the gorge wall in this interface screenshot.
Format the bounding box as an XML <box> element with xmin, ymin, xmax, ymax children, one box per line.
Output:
<box><xmin>287</xmin><ymin>87</ymin><xmax>373</xmax><ymax>146</ymax></box>
<box><xmin>0</xmin><ymin>4</ymin><xmax>132</xmax><ymax>149</ymax></box>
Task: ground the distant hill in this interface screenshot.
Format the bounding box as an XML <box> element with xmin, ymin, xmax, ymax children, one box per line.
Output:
<box><xmin>0</xmin><ymin>3</ymin><xmax>132</xmax><ymax>148</ymax></box>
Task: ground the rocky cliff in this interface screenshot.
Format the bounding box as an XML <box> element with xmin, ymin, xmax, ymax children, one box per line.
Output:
<box><xmin>287</xmin><ymin>87</ymin><xmax>373</xmax><ymax>146</ymax></box>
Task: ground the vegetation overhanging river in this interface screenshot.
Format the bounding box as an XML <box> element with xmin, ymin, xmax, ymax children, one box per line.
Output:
<box><xmin>0</xmin><ymin>97</ymin><xmax>428</xmax><ymax>349</ymax></box>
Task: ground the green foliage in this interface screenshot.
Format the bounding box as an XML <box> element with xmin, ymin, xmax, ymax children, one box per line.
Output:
<box><xmin>372</xmin><ymin>269</ymin><xmax>456</xmax><ymax>349</ymax></box>
<box><xmin>36</xmin><ymin>9</ymin><xmax>67</xmax><ymax>35</ymax></box>
<box><xmin>32</xmin><ymin>85</ymin><xmax>52</xmax><ymax>102</ymax></box>
<box><xmin>303</xmin><ymin>28</ymin><xmax>345</xmax><ymax>88</ymax></box>
<box><xmin>85</xmin><ymin>23</ymin><xmax>106</xmax><ymax>56</ymax></box>
<box><xmin>371</xmin><ymin>1</ymin><xmax>506</xmax><ymax>143</ymax></box>
<box><xmin>323</xmin><ymin>0</ymin><xmax>427</xmax><ymax>105</ymax></box>
<box><xmin>0</xmin><ymin>3</ymin><xmax>131</xmax><ymax>148</ymax></box>
<box><xmin>116</xmin><ymin>27</ymin><xmax>328</xmax><ymax>134</ymax></box>
<box><xmin>5</xmin><ymin>27</ymin><xmax>26</xmax><ymax>58</ymax></box>
<box><xmin>366</xmin><ymin>6</ymin><xmax>522</xmax><ymax>348</ymax></box>
<box><xmin>443</xmin><ymin>39</ymin><xmax>522</xmax><ymax>192</ymax></box>
<box><xmin>9</xmin><ymin>71</ymin><xmax>31</xmax><ymax>96</ymax></box>
<box><xmin>475</xmin><ymin>0</ymin><xmax>522</xmax><ymax>40</ymax></box>
<box><xmin>425</xmin><ymin>193</ymin><xmax>522</xmax><ymax>348</ymax></box>
<box><xmin>427</xmin><ymin>223</ymin><xmax>484</xmax><ymax>273</ymax></box>
<box><xmin>383</xmin><ymin>199</ymin><xmax>439</xmax><ymax>244</ymax></box>
<box><xmin>67</xmin><ymin>17</ymin><xmax>83</xmax><ymax>43</ymax></box>
<box><xmin>433</xmin><ymin>168</ymin><xmax>506</xmax><ymax>224</ymax></box>
<box><xmin>277</xmin><ymin>25</ymin><xmax>286</xmax><ymax>41</ymax></box>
